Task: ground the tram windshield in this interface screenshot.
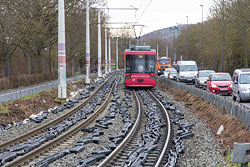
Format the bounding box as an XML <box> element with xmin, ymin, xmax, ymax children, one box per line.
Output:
<box><xmin>126</xmin><ymin>54</ymin><xmax>155</xmax><ymax>73</ymax></box>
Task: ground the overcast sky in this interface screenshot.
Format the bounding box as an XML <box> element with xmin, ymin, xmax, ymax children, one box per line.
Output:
<box><xmin>105</xmin><ymin>0</ymin><xmax>215</xmax><ymax>36</ymax></box>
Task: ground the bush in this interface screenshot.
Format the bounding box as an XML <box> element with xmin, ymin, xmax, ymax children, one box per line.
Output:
<box><xmin>0</xmin><ymin>72</ymin><xmax>57</xmax><ymax>91</ymax></box>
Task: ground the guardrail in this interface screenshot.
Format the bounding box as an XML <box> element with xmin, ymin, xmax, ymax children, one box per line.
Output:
<box><xmin>0</xmin><ymin>75</ymin><xmax>86</xmax><ymax>104</ymax></box>
<box><xmin>160</xmin><ymin>77</ymin><xmax>250</xmax><ymax>131</ymax></box>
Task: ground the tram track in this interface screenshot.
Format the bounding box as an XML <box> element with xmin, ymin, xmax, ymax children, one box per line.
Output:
<box><xmin>98</xmin><ymin>89</ymin><xmax>172</xmax><ymax>167</ymax></box>
<box><xmin>12</xmin><ymin>82</ymin><xmax>115</xmax><ymax>167</ymax></box>
<box><xmin>0</xmin><ymin>73</ymin><xmax>114</xmax><ymax>151</ymax></box>
<box><xmin>0</xmin><ymin>73</ymin><xmax>118</xmax><ymax>167</ymax></box>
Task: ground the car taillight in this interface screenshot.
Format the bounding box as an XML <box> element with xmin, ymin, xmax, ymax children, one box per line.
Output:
<box><xmin>151</xmin><ymin>76</ymin><xmax>156</xmax><ymax>79</ymax></box>
<box><xmin>125</xmin><ymin>76</ymin><xmax>131</xmax><ymax>79</ymax></box>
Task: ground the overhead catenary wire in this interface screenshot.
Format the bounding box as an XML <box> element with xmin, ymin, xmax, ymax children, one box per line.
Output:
<box><xmin>136</xmin><ymin>0</ymin><xmax>153</xmax><ymax>22</ymax></box>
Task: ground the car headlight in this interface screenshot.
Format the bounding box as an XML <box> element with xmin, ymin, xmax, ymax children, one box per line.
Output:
<box><xmin>211</xmin><ymin>84</ymin><xmax>217</xmax><ymax>88</ymax></box>
<box><xmin>241</xmin><ymin>87</ymin><xmax>248</xmax><ymax>91</ymax></box>
<box><xmin>200</xmin><ymin>80</ymin><xmax>204</xmax><ymax>84</ymax></box>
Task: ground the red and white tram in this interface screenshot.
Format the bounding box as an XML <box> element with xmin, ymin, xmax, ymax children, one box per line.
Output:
<box><xmin>124</xmin><ymin>45</ymin><xmax>156</xmax><ymax>87</ymax></box>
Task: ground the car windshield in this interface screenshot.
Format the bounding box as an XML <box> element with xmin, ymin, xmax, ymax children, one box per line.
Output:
<box><xmin>239</xmin><ymin>74</ymin><xmax>250</xmax><ymax>84</ymax></box>
<box><xmin>211</xmin><ymin>74</ymin><xmax>231</xmax><ymax>81</ymax></box>
<box><xmin>180</xmin><ymin>65</ymin><xmax>197</xmax><ymax>71</ymax></box>
<box><xmin>159</xmin><ymin>59</ymin><xmax>170</xmax><ymax>64</ymax></box>
<box><xmin>199</xmin><ymin>71</ymin><xmax>215</xmax><ymax>77</ymax></box>
<box><xmin>165</xmin><ymin>68</ymin><xmax>176</xmax><ymax>72</ymax></box>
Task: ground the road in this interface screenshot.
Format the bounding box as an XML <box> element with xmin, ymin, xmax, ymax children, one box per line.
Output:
<box><xmin>166</xmin><ymin>76</ymin><xmax>250</xmax><ymax>109</ymax></box>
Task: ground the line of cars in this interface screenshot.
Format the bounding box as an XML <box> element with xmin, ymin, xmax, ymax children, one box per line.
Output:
<box><xmin>162</xmin><ymin>60</ymin><xmax>250</xmax><ymax>102</ymax></box>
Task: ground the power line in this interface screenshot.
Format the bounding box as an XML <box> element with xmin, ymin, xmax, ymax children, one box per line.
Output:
<box><xmin>137</xmin><ymin>0</ymin><xmax>153</xmax><ymax>21</ymax></box>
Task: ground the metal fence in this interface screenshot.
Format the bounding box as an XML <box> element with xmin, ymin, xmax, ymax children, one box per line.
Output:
<box><xmin>161</xmin><ymin>77</ymin><xmax>250</xmax><ymax>131</ymax></box>
<box><xmin>0</xmin><ymin>75</ymin><xmax>85</xmax><ymax>104</ymax></box>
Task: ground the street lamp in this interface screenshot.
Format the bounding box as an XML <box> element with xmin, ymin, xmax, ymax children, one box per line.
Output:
<box><xmin>200</xmin><ymin>5</ymin><xmax>203</xmax><ymax>70</ymax></box>
<box><xmin>186</xmin><ymin>16</ymin><xmax>189</xmax><ymax>59</ymax></box>
<box><xmin>176</xmin><ymin>23</ymin><xmax>179</xmax><ymax>61</ymax></box>
<box><xmin>221</xmin><ymin>0</ymin><xmax>224</xmax><ymax>72</ymax></box>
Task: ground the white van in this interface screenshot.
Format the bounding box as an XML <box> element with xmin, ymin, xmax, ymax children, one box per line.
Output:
<box><xmin>176</xmin><ymin>61</ymin><xmax>198</xmax><ymax>83</ymax></box>
<box><xmin>232</xmin><ymin>68</ymin><xmax>250</xmax><ymax>102</ymax></box>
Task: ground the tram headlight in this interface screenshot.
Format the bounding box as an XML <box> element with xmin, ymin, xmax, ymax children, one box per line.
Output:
<box><xmin>125</xmin><ymin>76</ymin><xmax>131</xmax><ymax>79</ymax></box>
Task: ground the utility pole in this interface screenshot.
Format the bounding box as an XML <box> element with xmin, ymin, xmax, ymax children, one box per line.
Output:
<box><xmin>93</xmin><ymin>7</ymin><xmax>137</xmax><ymax>74</ymax></box>
<box><xmin>58</xmin><ymin>0</ymin><xmax>67</xmax><ymax>99</ymax></box>
<box><xmin>166</xmin><ymin>46</ymin><xmax>168</xmax><ymax>58</ymax></box>
<box><xmin>97</xmin><ymin>9</ymin><xmax>102</xmax><ymax>77</ymax></box>
<box><xmin>85</xmin><ymin>0</ymin><xmax>90</xmax><ymax>84</ymax></box>
<box><xmin>109</xmin><ymin>38</ymin><xmax>111</xmax><ymax>72</ymax></box>
<box><xmin>221</xmin><ymin>0</ymin><xmax>224</xmax><ymax>72</ymax></box>
<box><xmin>172</xmin><ymin>29</ymin><xmax>176</xmax><ymax>64</ymax></box>
<box><xmin>186</xmin><ymin>16</ymin><xmax>189</xmax><ymax>59</ymax></box>
<box><xmin>116</xmin><ymin>38</ymin><xmax>119</xmax><ymax>70</ymax></box>
<box><xmin>200</xmin><ymin>4</ymin><xmax>204</xmax><ymax>70</ymax></box>
<box><xmin>157</xmin><ymin>43</ymin><xmax>159</xmax><ymax>59</ymax></box>
<box><xmin>105</xmin><ymin>26</ymin><xmax>108</xmax><ymax>74</ymax></box>
<box><xmin>176</xmin><ymin>24</ymin><xmax>179</xmax><ymax>62</ymax></box>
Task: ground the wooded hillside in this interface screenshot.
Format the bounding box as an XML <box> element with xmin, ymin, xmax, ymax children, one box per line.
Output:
<box><xmin>176</xmin><ymin>0</ymin><xmax>249</xmax><ymax>73</ymax></box>
<box><xmin>0</xmin><ymin>0</ymin><xmax>115</xmax><ymax>78</ymax></box>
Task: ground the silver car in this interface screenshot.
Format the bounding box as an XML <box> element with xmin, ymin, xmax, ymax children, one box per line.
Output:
<box><xmin>232</xmin><ymin>69</ymin><xmax>250</xmax><ymax>102</ymax></box>
<box><xmin>164</xmin><ymin>68</ymin><xmax>176</xmax><ymax>78</ymax></box>
<box><xmin>168</xmin><ymin>70</ymin><xmax>177</xmax><ymax>80</ymax></box>
<box><xmin>194</xmin><ymin>70</ymin><xmax>215</xmax><ymax>88</ymax></box>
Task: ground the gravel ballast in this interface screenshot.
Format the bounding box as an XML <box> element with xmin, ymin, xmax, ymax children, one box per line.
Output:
<box><xmin>159</xmin><ymin>89</ymin><xmax>227</xmax><ymax>167</ymax></box>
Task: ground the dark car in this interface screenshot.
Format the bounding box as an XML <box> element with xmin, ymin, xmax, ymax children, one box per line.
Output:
<box><xmin>195</xmin><ymin>70</ymin><xmax>215</xmax><ymax>89</ymax></box>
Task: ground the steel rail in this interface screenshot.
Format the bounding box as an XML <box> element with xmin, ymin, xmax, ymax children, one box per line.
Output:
<box><xmin>3</xmin><ymin>81</ymin><xmax>115</xmax><ymax>167</ymax></box>
<box><xmin>97</xmin><ymin>89</ymin><xmax>141</xmax><ymax>167</ymax></box>
<box><xmin>147</xmin><ymin>90</ymin><xmax>172</xmax><ymax>167</ymax></box>
<box><xmin>0</xmin><ymin>73</ymin><xmax>114</xmax><ymax>151</ymax></box>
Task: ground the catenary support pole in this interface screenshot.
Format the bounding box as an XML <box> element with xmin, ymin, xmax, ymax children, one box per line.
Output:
<box><xmin>157</xmin><ymin>43</ymin><xmax>159</xmax><ymax>59</ymax></box>
<box><xmin>200</xmin><ymin>5</ymin><xmax>204</xmax><ymax>70</ymax></box>
<box><xmin>105</xmin><ymin>26</ymin><xmax>108</xmax><ymax>74</ymax></box>
<box><xmin>97</xmin><ymin>10</ymin><xmax>102</xmax><ymax>77</ymax></box>
<box><xmin>166</xmin><ymin>46</ymin><xmax>168</xmax><ymax>57</ymax></box>
<box><xmin>58</xmin><ymin>0</ymin><xmax>67</xmax><ymax>99</ymax></box>
<box><xmin>85</xmin><ymin>0</ymin><xmax>90</xmax><ymax>84</ymax></box>
<box><xmin>116</xmin><ymin>38</ymin><xmax>118</xmax><ymax>70</ymax></box>
<box><xmin>109</xmin><ymin>38</ymin><xmax>111</xmax><ymax>72</ymax></box>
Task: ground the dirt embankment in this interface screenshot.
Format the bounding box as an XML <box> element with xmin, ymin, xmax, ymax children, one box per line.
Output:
<box><xmin>0</xmin><ymin>80</ymin><xmax>88</xmax><ymax>126</ymax></box>
<box><xmin>157</xmin><ymin>80</ymin><xmax>250</xmax><ymax>149</ymax></box>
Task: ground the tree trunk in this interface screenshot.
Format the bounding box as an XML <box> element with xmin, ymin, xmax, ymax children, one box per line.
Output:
<box><xmin>242</xmin><ymin>28</ymin><xmax>248</xmax><ymax>67</ymax></box>
<box><xmin>24</xmin><ymin>49</ymin><xmax>31</xmax><ymax>74</ymax></box>
<box><xmin>0</xmin><ymin>61</ymin><xmax>5</xmax><ymax>77</ymax></box>
<box><xmin>38</xmin><ymin>49</ymin><xmax>42</xmax><ymax>73</ymax></box>
<box><xmin>72</xmin><ymin>57</ymin><xmax>74</xmax><ymax>76</ymax></box>
<box><xmin>49</xmin><ymin>46</ymin><xmax>52</xmax><ymax>73</ymax></box>
<box><xmin>32</xmin><ymin>55</ymin><xmax>37</xmax><ymax>74</ymax></box>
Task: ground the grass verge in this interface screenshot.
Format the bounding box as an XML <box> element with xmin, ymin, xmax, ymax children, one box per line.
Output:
<box><xmin>183</xmin><ymin>102</ymin><xmax>193</xmax><ymax>105</ymax></box>
<box><xmin>0</xmin><ymin>105</ymin><xmax>9</xmax><ymax>115</ymax></box>
<box><xmin>20</xmin><ymin>93</ymin><xmax>39</xmax><ymax>101</ymax></box>
<box><xmin>54</xmin><ymin>98</ymin><xmax>65</xmax><ymax>104</ymax></box>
